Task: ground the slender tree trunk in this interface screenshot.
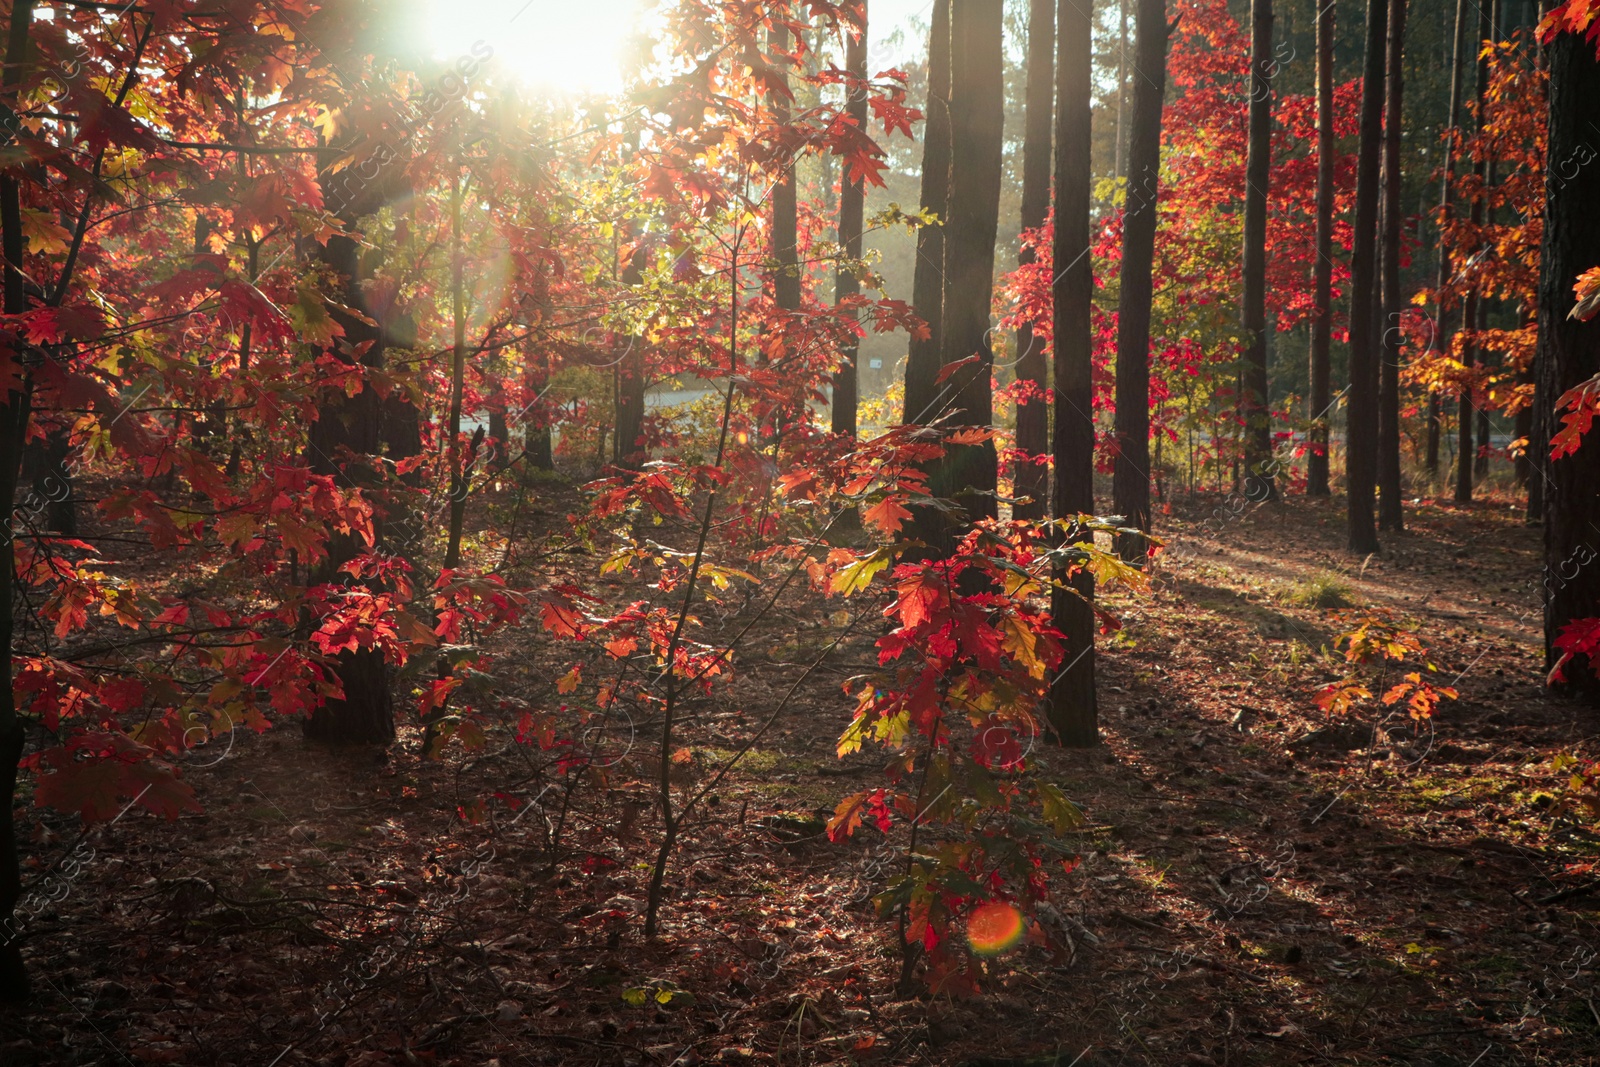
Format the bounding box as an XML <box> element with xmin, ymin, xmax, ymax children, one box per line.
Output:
<box><xmin>771</xmin><ymin>23</ymin><xmax>801</xmax><ymax>316</ymax></box>
<box><xmin>1377</xmin><ymin>0</ymin><xmax>1407</xmax><ymax>531</ymax></box>
<box><xmin>1013</xmin><ymin>0</ymin><xmax>1054</xmax><ymax>521</ymax></box>
<box><xmin>1346</xmin><ymin>0</ymin><xmax>1387</xmax><ymax>553</ymax></box>
<box><xmin>832</xmin><ymin>1</ymin><xmax>868</xmax><ymax>438</ymax></box>
<box><xmin>1308</xmin><ymin>0</ymin><xmax>1335</xmax><ymax>497</ymax></box>
<box><xmin>1241</xmin><ymin>0</ymin><xmax>1276</xmax><ymax>500</ymax></box>
<box><xmin>0</xmin><ymin>0</ymin><xmax>36</xmax><ymax>1002</ymax></box>
<box><xmin>1429</xmin><ymin>0</ymin><xmax>1469</xmax><ymax>485</ymax></box>
<box><xmin>1538</xmin><ymin>28</ymin><xmax>1600</xmax><ymax>697</ymax></box>
<box><xmin>614</xmin><ymin>240</ymin><xmax>647</xmax><ymax>468</ymax></box>
<box><xmin>926</xmin><ymin>0</ymin><xmax>1003</xmax><ymax>550</ymax></box>
<box><xmin>1115</xmin><ymin>0</ymin><xmax>1130</xmax><ymax>181</ymax></box>
<box><xmin>1455</xmin><ymin>0</ymin><xmax>1491</xmax><ymax>504</ymax></box>
<box><xmin>903</xmin><ymin>0</ymin><xmax>951</xmax><ymax>428</ymax></box>
<box><xmin>1456</xmin><ymin>296</ymin><xmax>1477</xmax><ymax>500</ymax></box>
<box><xmin>524</xmin><ymin>334</ymin><xmax>553</xmax><ymax>470</ymax></box>
<box><xmin>445</xmin><ymin>162</ymin><xmax>468</xmax><ymax>569</ymax></box>
<box><xmin>1049</xmin><ymin>0</ymin><xmax>1098</xmax><ymax>746</ymax></box>
<box><xmin>1112</xmin><ymin>0</ymin><xmax>1169</xmax><ymax>559</ymax></box>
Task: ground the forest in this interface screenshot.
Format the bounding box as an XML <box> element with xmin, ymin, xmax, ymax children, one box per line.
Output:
<box><xmin>0</xmin><ymin>0</ymin><xmax>1598</xmax><ymax>1062</ymax></box>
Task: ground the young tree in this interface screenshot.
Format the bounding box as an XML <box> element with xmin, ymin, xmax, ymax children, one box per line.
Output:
<box><xmin>902</xmin><ymin>0</ymin><xmax>950</xmax><ymax>428</ymax></box>
<box><xmin>1050</xmin><ymin>0</ymin><xmax>1097</xmax><ymax>745</ymax></box>
<box><xmin>1013</xmin><ymin>0</ymin><xmax>1054</xmax><ymax>521</ymax></box>
<box><xmin>1376</xmin><ymin>0</ymin><xmax>1407</xmax><ymax>532</ymax></box>
<box><xmin>1346</xmin><ymin>0</ymin><xmax>1388</xmax><ymax>554</ymax></box>
<box><xmin>832</xmin><ymin>0</ymin><xmax>868</xmax><ymax>438</ymax></box>
<box><xmin>1112</xmin><ymin>0</ymin><xmax>1171</xmax><ymax>555</ymax></box>
<box><xmin>928</xmin><ymin>0</ymin><xmax>1004</xmax><ymax>543</ymax></box>
<box><xmin>1307</xmin><ymin>0</ymin><xmax>1336</xmax><ymax>498</ymax></box>
<box><xmin>1537</xmin><ymin>27</ymin><xmax>1600</xmax><ymax>696</ymax></box>
<box><xmin>1240</xmin><ymin>0</ymin><xmax>1276</xmax><ymax>500</ymax></box>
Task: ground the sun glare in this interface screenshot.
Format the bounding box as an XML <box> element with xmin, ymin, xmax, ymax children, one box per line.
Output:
<box><xmin>417</xmin><ymin>0</ymin><xmax>641</xmax><ymax>96</ymax></box>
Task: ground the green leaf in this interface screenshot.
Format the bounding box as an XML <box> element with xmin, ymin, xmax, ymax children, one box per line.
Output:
<box><xmin>1037</xmin><ymin>782</ymin><xmax>1085</xmax><ymax>835</ymax></box>
<box><xmin>831</xmin><ymin>547</ymin><xmax>891</xmax><ymax>596</ymax></box>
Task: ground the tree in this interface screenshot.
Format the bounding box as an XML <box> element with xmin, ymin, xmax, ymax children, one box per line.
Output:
<box><xmin>1112</xmin><ymin>0</ymin><xmax>1171</xmax><ymax>557</ymax></box>
<box><xmin>1013</xmin><ymin>0</ymin><xmax>1054</xmax><ymax>522</ymax></box>
<box><xmin>831</xmin><ymin>0</ymin><xmax>867</xmax><ymax>438</ymax></box>
<box><xmin>301</xmin><ymin>165</ymin><xmax>398</xmax><ymax>746</ymax></box>
<box><xmin>928</xmin><ymin>0</ymin><xmax>1004</xmax><ymax>546</ymax></box>
<box><xmin>0</xmin><ymin>0</ymin><xmax>36</xmax><ymax>1001</ymax></box>
<box><xmin>1050</xmin><ymin>0</ymin><xmax>1097</xmax><ymax>746</ymax></box>
<box><xmin>1456</xmin><ymin>0</ymin><xmax>1492</xmax><ymax>504</ymax></box>
<box><xmin>903</xmin><ymin>0</ymin><xmax>950</xmax><ymax>428</ymax></box>
<box><xmin>1376</xmin><ymin>0</ymin><xmax>1407</xmax><ymax>532</ymax></box>
<box><xmin>1429</xmin><ymin>0</ymin><xmax>1469</xmax><ymax>484</ymax></box>
<box><xmin>1538</xmin><ymin>27</ymin><xmax>1600</xmax><ymax>697</ymax></box>
<box><xmin>1307</xmin><ymin>0</ymin><xmax>1336</xmax><ymax>498</ymax></box>
<box><xmin>770</xmin><ymin>19</ymin><xmax>802</xmax><ymax>317</ymax></box>
<box><xmin>1240</xmin><ymin>0</ymin><xmax>1275</xmax><ymax>501</ymax></box>
<box><xmin>1346</xmin><ymin>0</ymin><xmax>1387</xmax><ymax>554</ymax></box>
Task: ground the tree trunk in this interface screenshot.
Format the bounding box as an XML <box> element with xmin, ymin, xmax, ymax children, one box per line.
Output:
<box><xmin>771</xmin><ymin>23</ymin><xmax>801</xmax><ymax>317</ymax></box>
<box><xmin>1307</xmin><ymin>0</ymin><xmax>1335</xmax><ymax>498</ymax></box>
<box><xmin>614</xmin><ymin>240</ymin><xmax>647</xmax><ymax>468</ymax></box>
<box><xmin>831</xmin><ymin>1</ymin><xmax>868</xmax><ymax>439</ymax></box>
<box><xmin>1346</xmin><ymin>0</ymin><xmax>1387</xmax><ymax>554</ymax></box>
<box><xmin>1115</xmin><ymin>0</ymin><xmax>1130</xmax><ymax>181</ymax></box>
<box><xmin>1538</xmin><ymin>28</ymin><xmax>1600</xmax><ymax>697</ymax></box>
<box><xmin>1457</xmin><ymin>0</ymin><xmax>1493</xmax><ymax>503</ymax></box>
<box><xmin>524</xmin><ymin>334</ymin><xmax>553</xmax><ymax>471</ymax></box>
<box><xmin>445</xmin><ymin>162</ymin><xmax>468</xmax><ymax>570</ymax></box>
<box><xmin>302</xmin><ymin>181</ymin><xmax>395</xmax><ymax>746</ymax></box>
<box><xmin>1428</xmin><ymin>0</ymin><xmax>1468</xmax><ymax>486</ymax></box>
<box><xmin>925</xmin><ymin>0</ymin><xmax>1004</xmax><ymax>551</ymax></box>
<box><xmin>1013</xmin><ymin>0</ymin><xmax>1054</xmax><ymax>521</ymax></box>
<box><xmin>1049</xmin><ymin>0</ymin><xmax>1098</xmax><ymax>747</ymax></box>
<box><xmin>1241</xmin><ymin>0</ymin><xmax>1276</xmax><ymax>500</ymax></box>
<box><xmin>1112</xmin><ymin>0</ymin><xmax>1169</xmax><ymax>559</ymax></box>
<box><xmin>0</xmin><ymin>0</ymin><xmax>37</xmax><ymax>1002</ymax></box>
<box><xmin>1376</xmin><ymin>0</ymin><xmax>1407</xmax><ymax>532</ymax></box>
<box><xmin>902</xmin><ymin>0</ymin><xmax>951</xmax><ymax>428</ymax></box>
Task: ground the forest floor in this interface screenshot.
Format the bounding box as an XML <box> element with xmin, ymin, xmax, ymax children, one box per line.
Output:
<box><xmin>3</xmin><ymin>476</ymin><xmax>1599</xmax><ymax>1067</ymax></box>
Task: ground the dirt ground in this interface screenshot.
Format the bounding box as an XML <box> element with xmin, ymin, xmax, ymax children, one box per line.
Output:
<box><xmin>2</xmin><ymin>481</ymin><xmax>1598</xmax><ymax>1067</ymax></box>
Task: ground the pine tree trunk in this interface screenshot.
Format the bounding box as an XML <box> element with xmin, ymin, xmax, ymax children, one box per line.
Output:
<box><xmin>1346</xmin><ymin>0</ymin><xmax>1388</xmax><ymax>554</ymax></box>
<box><xmin>1049</xmin><ymin>0</ymin><xmax>1098</xmax><ymax>746</ymax></box>
<box><xmin>832</xmin><ymin>1</ymin><xmax>868</xmax><ymax>438</ymax></box>
<box><xmin>1112</xmin><ymin>0</ymin><xmax>1169</xmax><ymax>559</ymax></box>
<box><xmin>1376</xmin><ymin>0</ymin><xmax>1407</xmax><ymax>532</ymax></box>
<box><xmin>1241</xmin><ymin>0</ymin><xmax>1276</xmax><ymax>500</ymax></box>
<box><xmin>903</xmin><ymin>0</ymin><xmax>951</xmax><ymax>428</ymax></box>
<box><xmin>926</xmin><ymin>0</ymin><xmax>1003</xmax><ymax>551</ymax></box>
<box><xmin>1538</xmin><ymin>28</ymin><xmax>1600</xmax><ymax>697</ymax></box>
<box><xmin>1307</xmin><ymin>0</ymin><xmax>1335</xmax><ymax>498</ymax></box>
<box><xmin>1013</xmin><ymin>0</ymin><xmax>1054</xmax><ymax>522</ymax></box>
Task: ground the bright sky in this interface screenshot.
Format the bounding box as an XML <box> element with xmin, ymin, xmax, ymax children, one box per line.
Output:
<box><xmin>416</xmin><ymin>0</ymin><xmax>936</xmax><ymax>97</ymax></box>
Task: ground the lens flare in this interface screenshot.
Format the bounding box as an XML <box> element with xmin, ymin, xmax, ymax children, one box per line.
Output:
<box><xmin>966</xmin><ymin>900</ymin><xmax>1025</xmax><ymax>957</ymax></box>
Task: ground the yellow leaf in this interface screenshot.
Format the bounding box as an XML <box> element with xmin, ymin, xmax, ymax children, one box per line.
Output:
<box><xmin>556</xmin><ymin>666</ymin><xmax>581</xmax><ymax>694</ymax></box>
